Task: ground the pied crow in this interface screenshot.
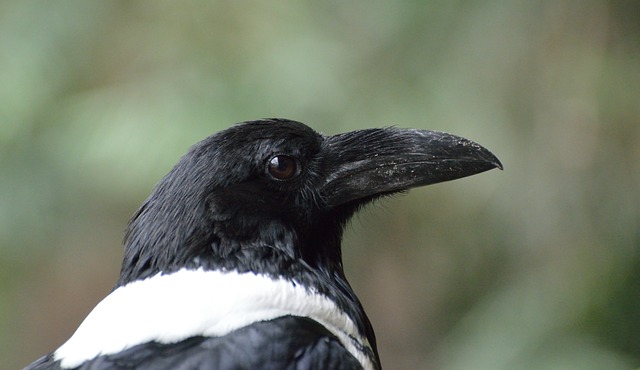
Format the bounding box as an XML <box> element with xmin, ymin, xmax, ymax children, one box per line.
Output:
<box><xmin>26</xmin><ymin>118</ymin><xmax>502</xmax><ymax>370</ymax></box>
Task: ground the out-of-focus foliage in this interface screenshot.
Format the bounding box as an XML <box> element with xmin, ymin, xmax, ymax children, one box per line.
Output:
<box><xmin>1</xmin><ymin>1</ymin><xmax>638</xmax><ymax>369</ymax></box>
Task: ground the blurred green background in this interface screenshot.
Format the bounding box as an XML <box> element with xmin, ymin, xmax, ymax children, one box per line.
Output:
<box><xmin>2</xmin><ymin>1</ymin><xmax>639</xmax><ymax>369</ymax></box>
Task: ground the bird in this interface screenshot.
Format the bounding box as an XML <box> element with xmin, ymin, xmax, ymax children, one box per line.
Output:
<box><xmin>26</xmin><ymin>118</ymin><xmax>502</xmax><ymax>370</ymax></box>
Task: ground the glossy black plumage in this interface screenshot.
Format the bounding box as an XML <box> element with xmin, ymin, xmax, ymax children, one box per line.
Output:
<box><xmin>25</xmin><ymin>119</ymin><xmax>501</xmax><ymax>370</ymax></box>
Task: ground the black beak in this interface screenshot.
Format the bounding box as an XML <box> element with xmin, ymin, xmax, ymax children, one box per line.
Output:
<box><xmin>321</xmin><ymin>128</ymin><xmax>502</xmax><ymax>207</ymax></box>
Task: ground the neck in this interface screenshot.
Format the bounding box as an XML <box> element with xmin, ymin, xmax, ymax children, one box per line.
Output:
<box><xmin>116</xmin><ymin>201</ymin><xmax>379</xmax><ymax>363</ymax></box>
<box><xmin>117</xmin><ymin>236</ymin><xmax>379</xmax><ymax>359</ymax></box>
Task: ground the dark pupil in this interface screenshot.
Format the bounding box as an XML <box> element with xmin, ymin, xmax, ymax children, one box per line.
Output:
<box><xmin>268</xmin><ymin>155</ymin><xmax>296</xmax><ymax>179</ymax></box>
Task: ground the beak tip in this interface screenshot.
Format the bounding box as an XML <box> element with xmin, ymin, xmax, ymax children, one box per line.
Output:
<box><xmin>470</xmin><ymin>142</ymin><xmax>502</xmax><ymax>172</ymax></box>
<box><xmin>475</xmin><ymin>143</ymin><xmax>502</xmax><ymax>171</ymax></box>
<box><xmin>491</xmin><ymin>157</ymin><xmax>504</xmax><ymax>171</ymax></box>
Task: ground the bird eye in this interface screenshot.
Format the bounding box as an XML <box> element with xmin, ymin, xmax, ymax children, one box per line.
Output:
<box><xmin>267</xmin><ymin>155</ymin><xmax>298</xmax><ymax>180</ymax></box>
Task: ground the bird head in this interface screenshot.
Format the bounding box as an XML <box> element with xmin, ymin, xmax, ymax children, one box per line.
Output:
<box><xmin>119</xmin><ymin>118</ymin><xmax>501</xmax><ymax>287</ymax></box>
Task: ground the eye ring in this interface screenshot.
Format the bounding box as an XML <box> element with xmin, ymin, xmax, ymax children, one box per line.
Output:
<box><xmin>266</xmin><ymin>155</ymin><xmax>299</xmax><ymax>180</ymax></box>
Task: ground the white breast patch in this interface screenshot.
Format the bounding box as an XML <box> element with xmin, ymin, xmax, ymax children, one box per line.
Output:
<box><xmin>54</xmin><ymin>268</ymin><xmax>374</xmax><ymax>370</ymax></box>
